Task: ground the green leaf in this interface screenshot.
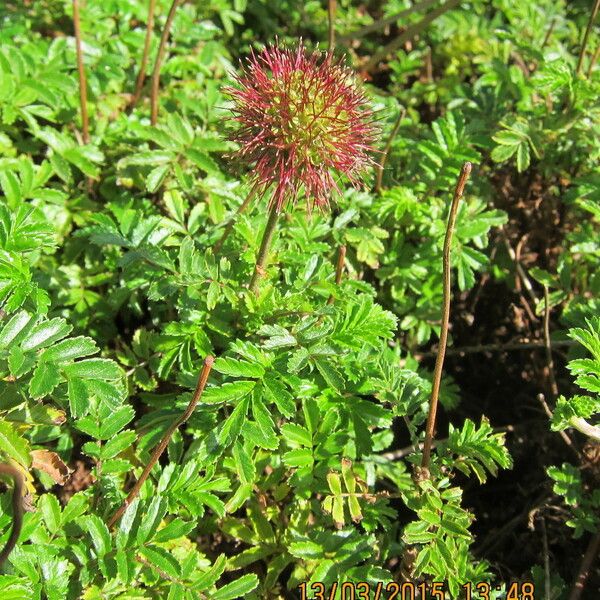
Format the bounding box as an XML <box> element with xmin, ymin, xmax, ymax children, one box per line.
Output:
<box><xmin>327</xmin><ymin>471</ymin><xmax>342</xmax><ymax>495</ymax></box>
<box><xmin>79</xmin><ymin>514</ymin><xmax>112</xmax><ymax>559</ymax></box>
<box><xmin>20</xmin><ymin>317</ymin><xmax>72</xmax><ymax>352</ymax></box>
<box><xmin>185</xmin><ymin>149</ymin><xmax>220</xmax><ymax>175</ymax></box>
<box><xmin>202</xmin><ymin>380</ymin><xmax>255</xmax><ymax>405</ymax></box>
<box><xmin>219</xmin><ymin>396</ymin><xmax>250</xmax><ymax>445</ymax></box>
<box><xmin>63</xmin><ymin>358</ymin><xmax>121</xmax><ymax>380</ymax></box>
<box><xmin>491</xmin><ymin>143</ymin><xmax>517</xmax><ymax>163</ymax></box>
<box><xmin>29</xmin><ymin>362</ymin><xmax>60</xmax><ymax>399</ymax></box>
<box><xmin>0</xmin><ymin>420</ymin><xmax>30</xmax><ymax>466</ymax></box>
<box><xmin>262</xmin><ymin>376</ymin><xmax>295</xmax><ymax>417</ymax></box>
<box><xmin>0</xmin><ymin>171</ymin><xmax>21</xmax><ymax>206</ymax></box>
<box><xmin>516</xmin><ymin>142</ymin><xmax>530</xmax><ymax>172</ymax></box>
<box><xmin>68</xmin><ymin>377</ymin><xmax>89</xmax><ymax>418</ymax></box>
<box><xmin>0</xmin><ymin>311</ymin><xmax>31</xmax><ymax>348</ymax></box>
<box><xmin>232</xmin><ymin>441</ymin><xmax>256</xmax><ymax>484</ymax></box>
<box><xmin>153</xmin><ymin>519</ymin><xmax>195</xmax><ymax>543</ymax></box>
<box><xmin>287</xmin><ymin>540</ymin><xmax>323</xmax><ymax>559</ymax></box>
<box><xmin>39</xmin><ymin>336</ymin><xmax>98</xmax><ymax>363</ymax></box>
<box><xmin>213</xmin><ymin>357</ymin><xmax>265</xmax><ymax>379</ymax></box>
<box><xmin>211</xmin><ymin>574</ymin><xmax>259</xmax><ymax>600</ymax></box>
<box><xmin>146</xmin><ymin>164</ymin><xmax>169</xmax><ymax>193</ymax></box>
<box><xmin>139</xmin><ymin>545</ymin><xmax>181</xmax><ymax>580</ymax></box>
<box><xmin>98</xmin><ymin>406</ymin><xmax>135</xmax><ymax>439</ymax></box>
<box><xmin>192</xmin><ymin>554</ymin><xmax>226</xmax><ymax>591</ymax></box>
<box><xmin>282</xmin><ymin>448</ymin><xmax>313</xmax><ymax>468</ymax></box>
<box><xmin>314</xmin><ymin>357</ymin><xmax>344</xmax><ymax>392</ymax></box>
<box><xmin>167</xmin><ymin>113</ymin><xmax>194</xmax><ymax>147</ymax></box>
<box><xmin>39</xmin><ymin>493</ymin><xmax>61</xmax><ymax>535</ymax></box>
<box><xmin>281</xmin><ymin>423</ymin><xmax>312</xmax><ymax>447</ymax></box>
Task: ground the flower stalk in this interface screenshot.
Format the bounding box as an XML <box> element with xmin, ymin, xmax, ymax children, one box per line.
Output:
<box><xmin>249</xmin><ymin>202</ymin><xmax>280</xmax><ymax>295</ymax></box>
<box><xmin>420</xmin><ymin>162</ymin><xmax>471</xmax><ymax>476</ymax></box>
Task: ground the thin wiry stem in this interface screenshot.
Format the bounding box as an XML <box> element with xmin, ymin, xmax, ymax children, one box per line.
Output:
<box><xmin>0</xmin><ymin>463</ymin><xmax>24</xmax><ymax>567</ymax></box>
<box><xmin>374</xmin><ymin>107</ymin><xmax>405</xmax><ymax>193</ymax></box>
<box><xmin>327</xmin><ymin>0</ymin><xmax>337</xmax><ymax>53</ymax></box>
<box><xmin>214</xmin><ymin>187</ymin><xmax>258</xmax><ymax>254</ymax></box>
<box><xmin>327</xmin><ymin>245</ymin><xmax>346</xmax><ymax>305</ymax></box>
<box><xmin>130</xmin><ymin>0</ymin><xmax>156</xmax><ymax>109</ymax></box>
<box><xmin>539</xmin><ymin>516</ymin><xmax>551</xmax><ymax>600</ymax></box>
<box><xmin>568</xmin><ymin>530</ymin><xmax>600</xmax><ymax>600</ymax></box>
<box><xmin>420</xmin><ymin>162</ymin><xmax>471</xmax><ymax>475</ymax></box>
<box><xmin>587</xmin><ymin>42</ymin><xmax>600</xmax><ymax>78</ymax></box>
<box><xmin>150</xmin><ymin>0</ymin><xmax>184</xmax><ymax>125</ymax></box>
<box><xmin>542</xmin><ymin>286</ymin><xmax>559</xmax><ymax>398</ymax></box>
<box><xmin>364</xmin><ymin>0</ymin><xmax>461</xmax><ymax>72</ymax></box>
<box><xmin>541</xmin><ymin>17</ymin><xmax>556</xmax><ymax>50</ymax></box>
<box><xmin>576</xmin><ymin>0</ymin><xmax>600</xmax><ymax>76</ymax></box>
<box><xmin>107</xmin><ymin>356</ymin><xmax>214</xmax><ymax>529</ymax></box>
<box><xmin>73</xmin><ymin>0</ymin><xmax>89</xmax><ymax>144</ymax></box>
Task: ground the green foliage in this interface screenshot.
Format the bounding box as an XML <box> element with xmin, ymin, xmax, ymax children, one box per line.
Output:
<box><xmin>0</xmin><ymin>0</ymin><xmax>597</xmax><ymax>597</ymax></box>
<box><xmin>546</xmin><ymin>319</ymin><xmax>600</xmax><ymax>538</ymax></box>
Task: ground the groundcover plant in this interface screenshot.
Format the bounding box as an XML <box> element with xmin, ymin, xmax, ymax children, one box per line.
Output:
<box><xmin>0</xmin><ymin>0</ymin><xmax>598</xmax><ymax>598</ymax></box>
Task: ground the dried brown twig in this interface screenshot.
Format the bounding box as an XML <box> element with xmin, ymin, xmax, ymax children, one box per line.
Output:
<box><xmin>130</xmin><ymin>0</ymin><xmax>157</xmax><ymax>109</ymax></box>
<box><xmin>150</xmin><ymin>0</ymin><xmax>184</xmax><ymax>125</ymax></box>
<box><xmin>568</xmin><ymin>530</ymin><xmax>600</xmax><ymax>600</ymax></box>
<box><xmin>576</xmin><ymin>0</ymin><xmax>600</xmax><ymax>76</ymax></box>
<box><xmin>420</xmin><ymin>162</ymin><xmax>471</xmax><ymax>475</ymax></box>
<box><xmin>107</xmin><ymin>356</ymin><xmax>214</xmax><ymax>529</ymax></box>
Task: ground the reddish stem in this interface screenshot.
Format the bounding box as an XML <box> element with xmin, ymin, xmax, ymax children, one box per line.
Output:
<box><xmin>107</xmin><ymin>355</ymin><xmax>214</xmax><ymax>529</ymax></box>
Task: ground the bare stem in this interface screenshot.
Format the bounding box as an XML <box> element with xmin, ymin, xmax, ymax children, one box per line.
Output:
<box><xmin>214</xmin><ymin>186</ymin><xmax>257</xmax><ymax>254</ymax></box>
<box><xmin>327</xmin><ymin>245</ymin><xmax>347</xmax><ymax>305</ymax></box>
<box><xmin>249</xmin><ymin>202</ymin><xmax>280</xmax><ymax>295</ymax></box>
<box><xmin>568</xmin><ymin>530</ymin><xmax>600</xmax><ymax>600</ymax></box>
<box><xmin>328</xmin><ymin>0</ymin><xmax>337</xmax><ymax>52</ymax></box>
<box><xmin>73</xmin><ymin>0</ymin><xmax>89</xmax><ymax>144</ymax></box>
<box><xmin>541</xmin><ymin>17</ymin><xmax>556</xmax><ymax>50</ymax></box>
<box><xmin>364</xmin><ymin>0</ymin><xmax>461</xmax><ymax>72</ymax></box>
<box><xmin>576</xmin><ymin>0</ymin><xmax>600</xmax><ymax>76</ymax></box>
<box><xmin>587</xmin><ymin>42</ymin><xmax>600</xmax><ymax>78</ymax></box>
<box><xmin>542</xmin><ymin>286</ymin><xmax>559</xmax><ymax>398</ymax></box>
<box><xmin>420</xmin><ymin>162</ymin><xmax>471</xmax><ymax>474</ymax></box>
<box><xmin>374</xmin><ymin>108</ymin><xmax>405</xmax><ymax>193</ymax></box>
<box><xmin>130</xmin><ymin>0</ymin><xmax>156</xmax><ymax>109</ymax></box>
<box><xmin>107</xmin><ymin>355</ymin><xmax>214</xmax><ymax>529</ymax></box>
<box><xmin>150</xmin><ymin>0</ymin><xmax>183</xmax><ymax>125</ymax></box>
<box><xmin>0</xmin><ymin>463</ymin><xmax>24</xmax><ymax>567</ymax></box>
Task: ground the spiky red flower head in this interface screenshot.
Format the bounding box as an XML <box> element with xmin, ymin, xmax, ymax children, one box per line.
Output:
<box><xmin>227</xmin><ymin>41</ymin><xmax>377</xmax><ymax>211</ymax></box>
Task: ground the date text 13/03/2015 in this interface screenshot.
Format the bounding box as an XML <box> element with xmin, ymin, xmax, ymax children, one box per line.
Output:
<box><xmin>297</xmin><ymin>581</ymin><xmax>536</xmax><ymax>600</ymax></box>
